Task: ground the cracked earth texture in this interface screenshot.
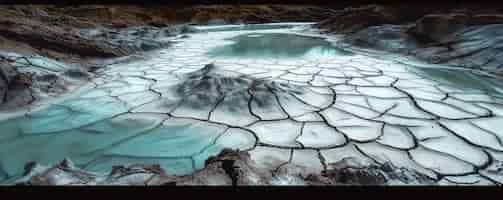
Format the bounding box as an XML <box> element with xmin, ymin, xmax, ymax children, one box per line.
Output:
<box><xmin>1</xmin><ymin>23</ymin><xmax>503</xmax><ymax>185</ymax></box>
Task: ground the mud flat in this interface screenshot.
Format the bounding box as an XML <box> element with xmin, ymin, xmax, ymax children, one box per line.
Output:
<box><xmin>2</xmin><ymin>23</ymin><xmax>503</xmax><ymax>185</ymax></box>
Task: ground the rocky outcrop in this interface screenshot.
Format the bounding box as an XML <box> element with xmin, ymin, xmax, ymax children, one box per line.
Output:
<box><xmin>189</xmin><ymin>5</ymin><xmax>334</xmax><ymax>25</ymax></box>
<box><xmin>13</xmin><ymin>149</ymin><xmax>436</xmax><ymax>186</ymax></box>
<box><xmin>0</xmin><ymin>15</ymin><xmax>182</xmax><ymax>58</ymax></box>
<box><xmin>0</xmin><ymin>5</ymin><xmax>198</xmax><ymax>64</ymax></box>
<box><xmin>346</xmin><ymin>22</ymin><xmax>503</xmax><ymax>75</ymax></box>
<box><xmin>0</xmin><ymin>58</ymin><xmax>36</xmax><ymax>108</ymax></box>
<box><xmin>14</xmin><ymin>149</ymin><xmax>271</xmax><ymax>185</ymax></box>
<box><xmin>314</xmin><ymin>4</ymin><xmax>455</xmax><ymax>34</ymax></box>
<box><xmin>0</xmin><ymin>53</ymin><xmax>92</xmax><ymax>110</ymax></box>
<box><xmin>0</xmin><ymin>17</ymin><xmax>124</xmax><ymax>58</ymax></box>
<box><xmin>315</xmin><ymin>5</ymin><xmax>399</xmax><ymax>34</ymax></box>
<box><xmin>330</xmin><ymin>5</ymin><xmax>503</xmax><ymax>76</ymax></box>
<box><xmin>343</xmin><ymin>25</ymin><xmax>420</xmax><ymax>53</ymax></box>
<box><xmin>407</xmin><ymin>13</ymin><xmax>503</xmax><ymax>43</ymax></box>
<box><xmin>316</xmin><ymin>4</ymin><xmax>503</xmax><ymax>35</ymax></box>
<box><xmin>0</xmin><ymin>60</ymin><xmax>21</xmax><ymax>104</ymax></box>
<box><xmin>408</xmin><ymin>13</ymin><xmax>471</xmax><ymax>43</ymax></box>
<box><xmin>76</xmin><ymin>25</ymin><xmax>192</xmax><ymax>55</ymax></box>
<box><xmin>303</xmin><ymin>158</ymin><xmax>436</xmax><ymax>185</ymax></box>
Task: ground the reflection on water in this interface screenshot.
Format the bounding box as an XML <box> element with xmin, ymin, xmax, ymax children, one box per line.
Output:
<box><xmin>207</xmin><ymin>33</ymin><xmax>353</xmax><ymax>59</ymax></box>
<box><xmin>192</xmin><ymin>23</ymin><xmax>315</xmax><ymax>32</ymax></box>
<box><xmin>410</xmin><ymin>66</ymin><xmax>503</xmax><ymax>96</ymax></box>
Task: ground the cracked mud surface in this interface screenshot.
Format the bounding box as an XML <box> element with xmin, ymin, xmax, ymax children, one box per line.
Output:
<box><xmin>2</xmin><ymin>24</ymin><xmax>503</xmax><ymax>185</ymax></box>
<box><xmin>0</xmin><ymin>52</ymin><xmax>91</xmax><ymax>114</ymax></box>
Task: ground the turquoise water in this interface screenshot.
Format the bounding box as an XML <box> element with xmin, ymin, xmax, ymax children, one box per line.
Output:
<box><xmin>0</xmin><ymin>90</ymin><xmax>227</xmax><ymax>183</ymax></box>
<box><xmin>207</xmin><ymin>33</ymin><xmax>353</xmax><ymax>59</ymax></box>
<box><xmin>409</xmin><ymin>66</ymin><xmax>503</xmax><ymax>97</ymax></box>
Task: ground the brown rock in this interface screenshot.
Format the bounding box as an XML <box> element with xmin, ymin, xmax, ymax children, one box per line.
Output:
<box><xmin>316</xmin><ymin>5</ymin><xmax>398</xmax><ymax>34</ymax></box>
<box><xmin>469</xmin><ymin>14</ymin><xmax>503</xmax><ymax>25</ymax></box>
<box><xmin>0</xmin><ymin>60</ymin><xmax>17</xmax><ymax>103</ymax></box>
<box><xmin>11</xmin><ymin>73</ymin><xmax>33</xmax><ymax>88</ymax></box>
<box><xmin>0</xmin><ymin>15</ymin><xmax>134</xmax><ymax>57</ymax></box>
<box><xmin>111</xmin><ymin>21</ymin><xmax>128</xmax><ymax>29</ymax></box>
<box><xmin>148</xmin><ymin>19</ymin><xmax>168</xmax><ymax>28</ymax></box>
<box><xmin>408</xmin><ymin>13</ymin><xmax>470</xmax><ymax>42</ymax></box>
<box><xmin>178</xmin><ymin>149</ymin><xmax>272</xmax><ymax>185</ymax></box>
<box><xmin>189</xmin><ymin>5</ymin><xmax>332</xmax><ymax>25</ymax></box>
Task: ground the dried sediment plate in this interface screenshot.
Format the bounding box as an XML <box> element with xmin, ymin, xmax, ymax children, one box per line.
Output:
<box><xmin>1</xmin><ymin>25</ymin><xmax>503</xmax><ymax>185</ymax></box>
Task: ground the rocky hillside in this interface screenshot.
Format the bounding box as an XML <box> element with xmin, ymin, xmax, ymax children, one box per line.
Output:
<box><xmin>0</xmin><ymin>5</ymin><xmax>334</xmax><ymax>63</ymax></box>
<box><xmin>188</xmin><ymin>5</ymin><xmax>335</xmax><ymax>24</ymax></box>
<box><xmin>316</xmin><ymin>4</ymin><xmax>503</xmax><ymax>76</ymax></box>
<box><xmin>0</xmin><ymin>5</ymin><xmax>191</xmax><ymax>111</ymax></box>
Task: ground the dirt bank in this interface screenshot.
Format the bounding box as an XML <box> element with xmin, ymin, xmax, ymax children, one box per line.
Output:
<box><xmin>15</xmin><ymin>149</ymin><xmax>436</xmax><ymax>185</ymax></box>
<box><xmin>316</xmin><ymin>4</ymin><xmax>503</xmax><ymax>76</ymax></box>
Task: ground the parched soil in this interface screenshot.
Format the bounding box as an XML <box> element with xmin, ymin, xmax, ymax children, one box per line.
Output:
<box><xmin>2</xmin><ymin>4</ymin><xmax>503</xmax><ymax>186</ymax></box>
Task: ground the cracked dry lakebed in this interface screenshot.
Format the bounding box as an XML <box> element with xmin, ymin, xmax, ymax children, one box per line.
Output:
<box><xmin>2</xmin><ymin>23</ymin><xmax>503</xmax><ymax>185</ymax></box>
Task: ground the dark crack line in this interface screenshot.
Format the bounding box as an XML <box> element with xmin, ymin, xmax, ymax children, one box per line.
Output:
<box><xmin>468</xmin><ymin>121</ymin><xmax>503</xmax><ymax>150</ymax></box>
<box><xmin>438</xmin><ymin>122</ymin><xmax>503</xmax><ymax>153</ymax></box>
<box><xmin>317</xmin><ymin>150</ymin><xmax>328</xmax><ymax>172</ymax></box>
<box><xmin>246</xmin><ymin>88</ymin><xmax>263</xmax><ymax>121</ymax></box>
<box><xmin>265</xmin><ymin>84</ymin><xmax>292</xmax><ymax>119</ymax></box>
<box><xmin>79</xmin><ymin>117</ymin><xmax>169</xmax><ymax>162</ymax></box>
<box><xmin>417</xmin><ymin>144</ymin><xmax>479</xmax><ymax>177</ymax></box>
<box><xmin>272</xmin><ymin>149</ymin><xmax>294</xmax><ymax>176</ymax></box>
<box><xmin>294</xmin><ymin>122</ymin><xmax>306</xmax><ymax>149</ymax></box>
